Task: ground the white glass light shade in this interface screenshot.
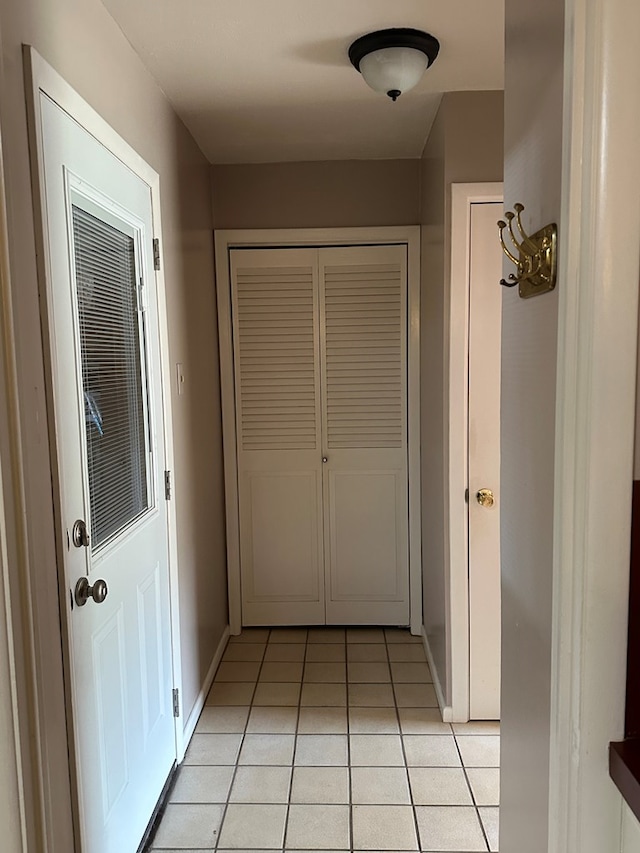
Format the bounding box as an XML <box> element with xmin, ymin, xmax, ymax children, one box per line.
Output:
<box><xmin>358</xmin><ymin>46</ymin><xmax>427</xmax><ymax>97</ymax></box>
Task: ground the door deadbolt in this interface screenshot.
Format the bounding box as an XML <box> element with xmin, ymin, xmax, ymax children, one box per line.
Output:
<box><xmin>74</xmin><ymin>577</ymin><xmax>108</xmax><ymax>607</ymax></box>
<box><xmin>72</xmin><ymin>519</ymin><xmax>90</xmax><ymax>548</ymax></box>
<box><xmin>476</xmin><ymin>488</ymin><xmax>495</xmax><ymax>508</ymax></box>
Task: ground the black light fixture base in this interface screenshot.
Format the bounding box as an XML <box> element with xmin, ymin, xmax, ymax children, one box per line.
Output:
<box><xmin>387</xmin><ymin>90</ymin><xmax>401</xmax><ymax>102</ymax></box>
<box><xmin>348</xmin><ymin>27</ymin><xmax>440</xmax><ymax>73</ymax></box>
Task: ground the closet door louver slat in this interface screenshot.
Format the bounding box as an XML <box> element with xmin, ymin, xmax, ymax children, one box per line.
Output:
<box><xmin>323</xmin><ymin>263</ymin><xmax>405</xmax><ymax>450</ymax></box>
<box><xmin>234</xmin><ymin>264</ymin><xmax>318</xmax><ymax>452</ymax></box>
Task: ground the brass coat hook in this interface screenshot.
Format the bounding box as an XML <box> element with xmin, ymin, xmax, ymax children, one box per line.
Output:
<box><xmin>498</xmin><ymin>203</ymin><xmax>557</xmax><ymax>298</ymax></box>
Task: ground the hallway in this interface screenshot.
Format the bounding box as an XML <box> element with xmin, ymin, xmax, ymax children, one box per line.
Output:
<box><xmin>149</xmin><ymin>627</ymin><xmax>499</xmax><ymax>852</ymax></box>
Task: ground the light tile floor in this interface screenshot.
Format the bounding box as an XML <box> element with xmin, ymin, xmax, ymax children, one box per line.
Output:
<box><xmin>149</xmin><ymin>627</ymin><xmax>500</xmax><ymax>853</ymax></box>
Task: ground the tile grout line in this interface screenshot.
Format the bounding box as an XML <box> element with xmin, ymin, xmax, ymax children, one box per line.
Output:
<box><xmin>387</xmin><ymin>629</ymin><xmax>422</xmax><ymax>853</ymax></box>
<box><xmin>451</xmin><ymin>728</ymin><xmax>491</xmax><ymax>853</ymax></box>
<box><xmin>214</xmin><ymin>627</ymin><xmax>271</xmax><ymax>852</ymax></box>
<box><xmin>282</xmin><ymin>626</ymin><xmax>308</xmax><ymax>851</ymax></box>
<box><xmin>346</xmin><ymin>628</ymin><xmax>354</xmax><ymax>853</ymax></box>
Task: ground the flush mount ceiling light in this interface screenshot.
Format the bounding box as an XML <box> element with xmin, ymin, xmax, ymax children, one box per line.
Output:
<box><xmin>348</xmin><ymin>28</ymin><xmax>440</xmax><ymax>102</ymax></box>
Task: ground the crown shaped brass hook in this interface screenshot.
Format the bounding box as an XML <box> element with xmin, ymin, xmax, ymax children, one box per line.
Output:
<box><xmin>498</xmin><ymin>203</ymin><xmax>557</xmax><ymax>298</ymax></box>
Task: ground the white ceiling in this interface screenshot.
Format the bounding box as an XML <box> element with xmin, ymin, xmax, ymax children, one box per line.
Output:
<box><xmin>101</xmin><ymin>0</ymin><xmax>504</xmax><ymax>164</ymax></box>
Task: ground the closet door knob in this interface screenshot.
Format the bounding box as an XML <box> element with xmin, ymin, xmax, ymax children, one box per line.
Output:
<box><xmin>322</xmin><ymin>457</ymin><xmax>328</xmax><ymax>463</ymax></box>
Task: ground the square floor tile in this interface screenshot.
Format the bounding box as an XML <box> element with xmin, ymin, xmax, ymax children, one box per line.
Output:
<box><xmin>301</xmin><ymin>683</ymin><xmax>347</xmax><ymax>707</ymax></box>
<box><xmin>305</xmin><ymin>644</ymin><xmax>346</xmax><ymax>662</ymax></box>
<box><xmin>264</xmin><ymin>643</ymin><xmax>306</xmax><ymax>662</ymax></box>
<box><xmin>270</xmin><ymin>628</ymin><xmax>308</xmax><ymax>643</ymax></box>
<box><xmin>350</xmin><ymin>734</ymin><xmax>405</xmax><ymax>766</ymax></box>
<box><xmin>295</xmin><ymin>734</ymin><xmax>348</xmax><ymax>766</ymax></box>
<box><xmin>349</xmin><ymin>707</ymin><xmax>400</xmax><ymax>734</ymax></box>
<box><xmin>348</xmin><ymin>662</ymin><xmax>391</xmax><ymax>683</ymax></box>
<box><xmin>455</xmin><ymin>735</ymin><xmax>500</xmax><ymax>767</ymax></box>
<box><xmin>260</xmin><ymin>662</ymin><xmax>304</xmax><ymax>682</ymax></box>
<box><xmin>348</xmin><ymin>683</ymin><xmax>395</xmax><ymax>707</ymax></box>
<box><xmin>304</xmin><ymin>662</ymin><xmax>346</xmax><ymax>682</ymax></box>
<box><xmin>479</xmin><ymin>806</ymin><xmax>499</xmax><ymax>851</ymax></box>
<box><xmin>238</xmin><ymin>734</ymin><xmax>295</xmax><ymax>765</ymax></box>
<box><xmin>229</xmin><ymin>766</ymin><xmax>292</xmax><ymax>803</ymax></box>
<box><xmin>246</xmin><ymin>706</ymin><xmax>298</xmax><ymax>734</ymax></box>
<box><xmin>229</xmin><ymin>629</ymin><xmax>271</xmax><ymax>644</ymax></box>
<box><xmin>393</xmin><ymin>683</ymin><xmax>438</xmax><ymax>707</ymax></box>
<box><xmin>170</xmin><ymin>766</ymin><xmax>234</xmax><ymax>803</ymax></box>
<box><xmin>403</xmin><ymin>735</ymin><xmax>461</xmax><ymax>767</ymax></box>
<box><xmin>223</xmin><ymin>643</ymin><xmax>267</xmax><ymax>662</ymax></box>
<box><xmin>466</xmin><ymin>767</ymin><xmax>500</xmax><ymax>806</ymax></box>
<box><xmin>286</xmin><ymin>804</ymin><xmax>350</xmax><ymax>849</ymax></box>
<box><xmin>347</xmin><ymin>643</ymin><xmax>388</xmax><ymax>662</ymax></box>
<box><xmin>218</xmin><ymin>803</ymin><xmax>287</xmax><ymax>849</ymax></box>
<box><xmin>290</xmin><ymin>766</ymin><xmax>349</xmax><ymax>804</ymax></box>
<box><xmin>308</xmin><ymin>628</ymin><xmax>346</xmax><ymax>643</ymax></box>
<box><xmin>387</xmin><ymin>644</ymin><xmax>428</xmax><ymax>662</ymax></box>
<box><xmin>215</xmin><ymin>661</ymin><xmax>262</xmax><ymax>682</ymax></box>
<box><xmin>151</xmin><ymin>803</ymin><xmax>224</xmax><ymax>849</ymax></box>
<box><xmin>408</xmin><ymin>767</ymin><xmax>472</xmax><ymax>805</ymax></box>
<box><xmin>253</xmin><ymin>682</ymin><xmax>301</xmax><ymax>706</ymax></box>
<box><xmin>298</xmin><ymin>707</ymin><xmax>348</xmax><ymax>734</ymax></box>
<box><xmin>398</xmin><ymin>708</ymin><xmax>452</xmax><ymax>735</ymax></box>
<box><xmin>351</xmin><ymin>767</ymin><xmax>411</xmax><ymax>804</ymax></box>
<box><xmin>183</xmin><ymin>734</ymin><xmax>242</xmax><ymax>765</ymax></box>
<box><xmin>206</xmin><ymin>682</ymin><xmax>255</xmax><ymax>706</ymax></box>
<box><xmin>352</xmin><ymin>805</ymin><xmax>418</xmax><ymax>850</ymax></box>
<box><xmin>347</xmin><ymin>628</ymin><xmax>386</xmax><ymax>643</ymax></box>
<box><xmin>195</xmin><ymin>706</ymin><xmax>250</xmax><ymax>734</ymax></box>
<box><xmin>415</xmin><ymin>805</ymin><xmax>487</xmax><ymax>851</ymax></box>
<box><xmin>390</xmin><ymin>662</ymin><xmax>432</xmax><ymax>683</ymax></box>
<box><xmin>384</xmin><ymin>628</ymin><xmax>422</xmax><ymax>644</ymax></box>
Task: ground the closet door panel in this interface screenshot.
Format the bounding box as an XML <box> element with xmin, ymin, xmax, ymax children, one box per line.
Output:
<box><xmin>231</xmin><ymin>248</ymin><xmax>325</xmax><ymax>625</ymax></box>
<box><xmin>320</xmin><ymin>246</ymin><xmax>409</xmax><ymax>625</ymax></box>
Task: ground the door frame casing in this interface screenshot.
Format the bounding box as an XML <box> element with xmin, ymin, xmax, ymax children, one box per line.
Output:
<box><xmin>215</xmin><ymin>226</ymin><xmax>422</xmax><ymax>634</ymax></box>
<box><xmin>447</xmin><ymin>183</ymin><xmax>503</xmax><ymax>723</ymax></box>
<box><xmin>22</xmin><ymin>46</ymin><xmax>184</xmax><ymax>847</ymax></box>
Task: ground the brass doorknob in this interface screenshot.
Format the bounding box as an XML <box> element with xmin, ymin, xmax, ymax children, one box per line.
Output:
<box><xmin>476</xmin><ymin>488</ymin><xmax>495</xmax><ymax>508</ymax></box>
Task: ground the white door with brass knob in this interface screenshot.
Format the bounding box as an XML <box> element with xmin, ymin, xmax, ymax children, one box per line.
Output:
<box><xmin>38</xmin><ymin>94</ymin><xmax>175</xmax><ymax>852</ymax></box>
<box><xmin>467</xmin><ymin>201</ymin><xmax>502</xmax><ymax>720</ymax></box>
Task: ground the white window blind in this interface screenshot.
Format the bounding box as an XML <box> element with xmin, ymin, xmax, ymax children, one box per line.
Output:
<box><xmin>234</xmin><ymin>265</ymin><xmax>318</xmax><ymax>451</ymax></box>
<box><xmin>72</xmin><ymin>206</ymin><xmax>150</xmax><ymax>548</ymax></box>
<box><xmin>323</xmin><ymin>263</ymin><xmax>404</xmax><ymax>449</ymax></box>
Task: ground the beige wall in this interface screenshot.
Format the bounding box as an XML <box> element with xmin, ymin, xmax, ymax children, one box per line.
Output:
<box><xmin>0</xmin><ymin>0</ymin><xmax>227</xmax><ymax>842</ymax></box>
<box><xmin>500</xmin><ymin>0</ymin><xmax>564</xmax><ymax>850</ymax></box>
<box><xmin>211</xmin><ymin>159</ymin><xmax>421</xmax><ymax>229</ymax></box>
<box><xmin>419</xmin><ymin>90</ymin><xmax>504</xmax><ymax>701</ymax></box>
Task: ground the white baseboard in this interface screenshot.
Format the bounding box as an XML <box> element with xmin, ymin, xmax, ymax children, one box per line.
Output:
<box><xmin>421</xmin><ymin>626</ymin><xmax>453</xmax><ymax>723</ymax></box>
<box><xmin>179</xmin><ymin>624</ymin><xmax>230</xmax><ymax>760</ymax></box>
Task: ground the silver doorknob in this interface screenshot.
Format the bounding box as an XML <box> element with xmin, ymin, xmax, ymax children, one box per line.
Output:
<box><xmin>476</xmin><ymin>488</ymin><xmax>495</xmax><ymax>508</ymax></box>
<box><xmin>74</xmin><ymin>577</ymin><xmax>108</xmax><ymax>607</ymax></box>
<box><xmin>322</xmin><ymin>457</ymin><xmax>328</xmax><ymax>463</ymax></box>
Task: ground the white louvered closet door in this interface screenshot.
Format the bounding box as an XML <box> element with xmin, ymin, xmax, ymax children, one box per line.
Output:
<box><xmin>319</xmin><ymin>246</ymin><xmax>409</xmax><ymax>625</ymax></box>
<box><xmin>231</xmin><ymin>245</ymin><xmax>409</xmax><ymax>626</ymax></box>
<box><xmin>231</xmin><ymin>249</ymin><xmax>325</xmax><ymax>625</ymax></box>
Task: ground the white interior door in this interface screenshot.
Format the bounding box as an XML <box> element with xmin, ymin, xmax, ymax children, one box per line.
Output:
<box><xmin>39</xmin><ymin>93</ymin><xmax>175</xmax><ymax>852</ymax></box>
<box><xmin>468</xmin><ymin>201</ymin><xmax>503</xmax><ymax>719</ymax></box>
<box><xmin>231</xmin><ymin>245</ymin><xmax>409</xmax><ymax>626</ymax></box>
<box><xmin>320</xmin><ymin>246</ymin><xmax>409</xmax><ymax>625</ymax></box>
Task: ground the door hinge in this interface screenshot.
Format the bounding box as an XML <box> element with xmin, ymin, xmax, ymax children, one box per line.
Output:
<box><xmin>464</xmin><ymin>488</ymin><xmax>469</xmax><ymax>504</ymax></box>
<box><xmin>172</xmin><ymin>688</ymin><xmax>180</xmax><ymax>718</ymax></box>
<box><xmin>164</xmin><ymin>470</ymin><xmax>172</xmax><ymax>501</ymax></box>
<box><xmin>153</xmin><ymin>237</ymin><xmax>161</xmax><ymax>271</ymax></box>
